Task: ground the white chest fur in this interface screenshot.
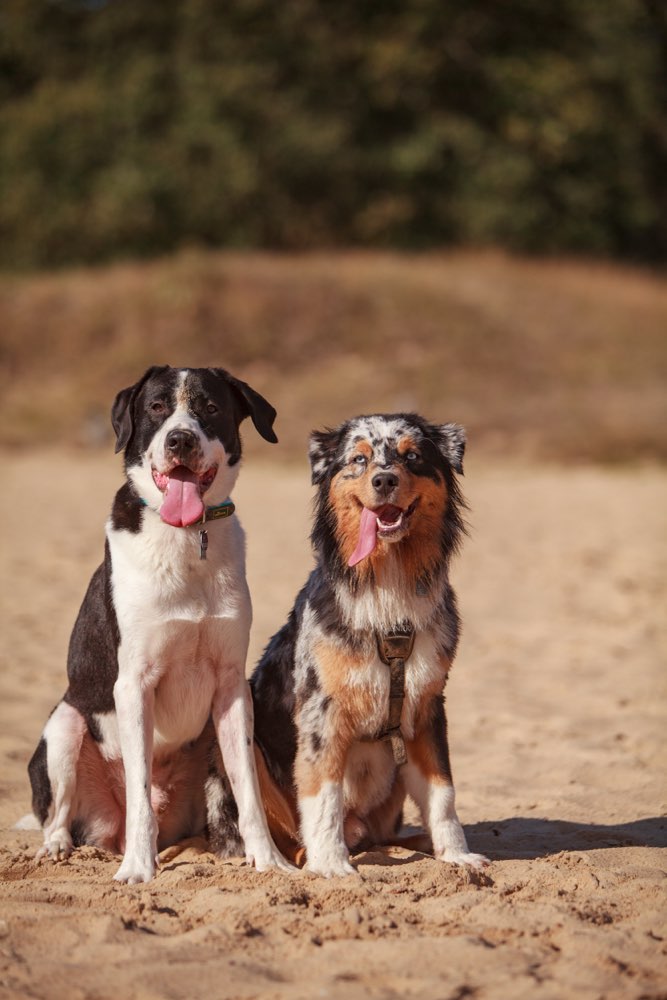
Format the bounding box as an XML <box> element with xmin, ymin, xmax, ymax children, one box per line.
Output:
<box><xmin>106</xmin><ymin>512</ymin><xmax>252</xmax><ymax>752</ymax></box>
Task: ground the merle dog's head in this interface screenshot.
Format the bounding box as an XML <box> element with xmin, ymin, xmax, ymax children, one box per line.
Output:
<box><xmin>111</xmin><ymin>366</ymin><xmax>277</xmax><ymax>526</ymax></box>
<box><xmin>308</xmin><ymin>413</ymin><xmax>466</xmax><ymax>580</ymax></box>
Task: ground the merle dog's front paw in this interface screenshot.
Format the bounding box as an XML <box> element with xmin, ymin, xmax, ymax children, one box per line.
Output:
<box><xmin>245</xmin><ymin>842</ymin><xmax>297</xmax><ymax>874</ymax></box>
<box><xmin>438</xmin><ymin>849</ymin><xmax>490</xmax><ymax>870</ymax></box>
<box><xmin>305</xmin><ymin>851</ymin><xmax>358</xmax><ymax>878</ymax></box>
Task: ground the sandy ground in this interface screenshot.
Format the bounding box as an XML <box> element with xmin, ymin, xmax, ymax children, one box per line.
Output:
<box><xmin>0</xmin><ymin>448</ymin><xmax>666</xmax><ymax>1000</ymax></box>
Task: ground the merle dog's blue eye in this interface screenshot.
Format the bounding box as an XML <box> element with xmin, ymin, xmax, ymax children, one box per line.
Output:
<box><xmin>353</xmin><ymin>454</ymin><xmax>367</xmax><ymax>465</ymax></box>
<box><xmin>406</xmin><ymin>451</ymin><xmax>419</xmax><ymax>462</ymax></box>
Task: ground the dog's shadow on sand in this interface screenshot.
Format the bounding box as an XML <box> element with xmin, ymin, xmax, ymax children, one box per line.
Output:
<box><xmin>355</xmin><ymin>817</ymin><xmax>667</xmax><ymax>868</ymax></box>
<box><xmin>465</xmin><ymin>816</ymin><xmax>667</xmax><ymax>861</ymax></box>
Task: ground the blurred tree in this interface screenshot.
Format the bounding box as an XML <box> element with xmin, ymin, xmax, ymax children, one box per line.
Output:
<box><xmin>0</xmin><ymin>0</ymin><xmax>664</xmax><ymax>267</ymax></box>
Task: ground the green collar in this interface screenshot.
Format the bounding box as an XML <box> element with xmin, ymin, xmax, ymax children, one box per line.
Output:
<box><xmin>202</xmin><ymin>499</ymin><xmax>236</xmax><ymax>522</ymax></box>
<box><xmin>139</xmin><ymin>497</ymin><xmax>235</xmax><ymax>524</ymax></box>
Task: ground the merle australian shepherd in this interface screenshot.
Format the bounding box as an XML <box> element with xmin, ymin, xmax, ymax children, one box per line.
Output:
<box><xmin>212</xmin><ymin>413</ymin><xmax>488</xmax><ymax>876</ymax></box>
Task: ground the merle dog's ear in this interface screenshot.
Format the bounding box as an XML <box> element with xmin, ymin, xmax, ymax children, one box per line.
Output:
<box><xmin>432</xmin><ymin>422</ymin><xmax>466</xmax><ymax>475</ymax></box>
<box><xmin>225</xmin><ymin>373</ymin><xmax>278</xmax><ymax>444</ymax></box>
<box><xmin>111</xmin><ymin>366</ymin><xmax>164</xmax><ymax>454</ymax></box>
<box><xmin>308</xmin><ymin>428</ymin><xmax>342</xmax><ymax>485</ymax></box>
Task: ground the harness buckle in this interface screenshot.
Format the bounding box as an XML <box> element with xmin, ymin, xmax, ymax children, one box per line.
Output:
<box><xmin>377</xmin><ymin>626</ymin><xmax>415</xmax><ymax>665</ymax></box>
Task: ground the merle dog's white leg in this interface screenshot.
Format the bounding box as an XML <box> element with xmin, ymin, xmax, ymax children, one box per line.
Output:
<box><xmin>299</xmin><ymin>779</ymin><xmax>356</xmax><ymax>877</ymax></box>
<box><xmin>404</xmin><ymin>761</ymin><xmax>488</xmax><ymax>870</ymax></box>
<box><xmin>212</xmin><ymin>675</ymin><xmax>294</xmax><ymax>873</ymax></box>
<box><xmin>37</xmin><ymin>701</ymin><xmax>86</xmax><ymax>860</ymax></box>
<box><xmin>112</xmin><ymin>665</ymin><xmax>158</xmax><ymax>884</ymax></box>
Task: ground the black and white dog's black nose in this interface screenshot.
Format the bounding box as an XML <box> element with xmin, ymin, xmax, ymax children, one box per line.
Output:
<box><xmin>165</xmin><ymin>428</ymin><xmax>199</xmax><ymax>460</ymax></box>
<box><xmin>371</xmin><ymin>470</ymin><xmax>399</xmax><ymax>496</ymax></box>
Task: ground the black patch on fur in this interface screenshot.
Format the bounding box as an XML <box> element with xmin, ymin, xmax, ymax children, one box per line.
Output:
<box><xmin>70</xmin><ymin>817</ymin><xmax>88</xmax><ymax>848</ymax></box>
<box><xmin>87</xmin><ymin>714</ymin><xmax>104</xmax><ymax>743</ymax></box>
<box><xmin>250</xmin><ymin>595</ymin><xmax>305</xmax><ymax>791</ymax></box>
<box><xmin>27</xmin><ymin>737</ymin><xmax>52</xmax><ymax>824</ymax></box>
<box><xmin>112</xmin><ymin>365</ymin><xmax>178</xmax><ymax>458</ymax></box>
<box><xmin>187</xmin><ymin>369</ymin><xmax>277</xmax><ymax>446</ymax></box>
<box><xmin>206</xmin><ymin>746</ymin><xmax>243</xmax><ymax>857</ymax></box>
<box><xmin>422</xmin><ymin>695</ymin><xmax>454</xmax><ymax>783</ymax></box>
<box><xmin>110</xmin><ymin>482</ymin><xmax>144</xmax><ymax>534</ymax></box>
<box><xmin>64</xmin><ymin>542</ymin><xmax>119</xmax><ymax>726</ymax></box>
<box><xmin>438</xmin><ymin>582</ymin><xmax>461</xmax><ymax>661</ymax></box>
<box><xmin>307</xmin><ymin>572</ymin><xmax>369</xmax><ymax>650</ymax></box>
<box><xmin>301</xmin><ymin>665</ymin><xmax>320</xmax><ymax>700</ymax></box>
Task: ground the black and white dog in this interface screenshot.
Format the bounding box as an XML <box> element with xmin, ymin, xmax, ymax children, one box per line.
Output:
<box><xmin>27</xmin><ymin>365</ymin><xmax>293</xmax><ymax>883</ymax></box>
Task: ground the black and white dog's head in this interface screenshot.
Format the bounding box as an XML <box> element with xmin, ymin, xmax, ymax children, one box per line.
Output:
<box><xmin>111</xmin><ymin>366</ymin><xmax>277</xmax><ymax>526</ymax></box>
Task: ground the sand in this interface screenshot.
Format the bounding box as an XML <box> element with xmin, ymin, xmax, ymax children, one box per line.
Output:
<box><xmin>1</xmin><ymin>449</ymin><xmax>665</xmax><ymax>999</ymax></box>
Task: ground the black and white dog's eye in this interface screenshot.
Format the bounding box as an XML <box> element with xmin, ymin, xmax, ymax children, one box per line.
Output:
<box><xmin>206</xmin><ymin>402</ymin><xmax>219</xmax><ymax>415</ymax></box>
<box><xmin>149</xmin><ymin>400</ymin><xmax>166</xmax><ymax>415</ymax></box>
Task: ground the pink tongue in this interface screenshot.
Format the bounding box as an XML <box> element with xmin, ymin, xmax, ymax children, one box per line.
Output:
<box><xmin>159</xmin><ymin>467</ymin><xmax>205</xmax><ymax>527</ymax></box>
<box><xmin>348</xmin><ymin>507</ymin><xmax>379</xmax><ymax>567</ymax></box>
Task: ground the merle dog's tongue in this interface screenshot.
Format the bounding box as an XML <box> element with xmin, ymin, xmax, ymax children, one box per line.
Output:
<box><xmin>348</xmin><ymin>507</ymin><xmax>379</xmax><ymax>567</ymax></box>
<box><xmin>159</xmin><ymin>467</ymin><xmax>205</xmax><ymax>527</ymax></box>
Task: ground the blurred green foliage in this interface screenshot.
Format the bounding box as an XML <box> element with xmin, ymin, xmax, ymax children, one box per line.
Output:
<box><xmin>0</xmin><ymin>0</ymin><xmax>665</xmax><ymax>268</ymax></box>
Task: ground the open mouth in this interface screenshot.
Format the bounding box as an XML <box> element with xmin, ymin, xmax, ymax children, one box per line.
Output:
<box><xmin>347</xmin><ymin>497</ymin><xmax>419</xmax><ymax>567</ymax></box>
<box><xmin>152</xmin><ymin>464</ymin><xmax>218</xmax><ymax>495</ymax></box>
<box><xmin>151</xmin><ymin>464</ymin><xmax>218</xmax><ymax>527</ymax></box>
<box><xmin>373</xmin><ymin>498</ymin><xmax>419</xmax><ymax>536</ymax></box>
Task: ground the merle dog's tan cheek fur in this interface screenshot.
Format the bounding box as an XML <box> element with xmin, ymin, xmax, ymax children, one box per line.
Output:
<box><xmin>329</xmin><ymin>460</ymin><xmax>450</xmax><ymax>583</ymax></box>
<box><xmin>390</xmin><ymin>473</ymin><xmax>449</xmax><ymax>582</ymax></box>
<box><xmin>328</xmin><ymin>474</ymin><xmax>365</xmax><ymax>566</ymax></box>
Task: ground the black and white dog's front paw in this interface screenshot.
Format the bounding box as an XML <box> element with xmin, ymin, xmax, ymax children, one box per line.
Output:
<box><xmin>36</xmin><ymin>827</ymin><xmax>74</xmax><ymax>863</ymax></box>
<box><xmin>113</xmin><ymin>849</ymin><xmax>159</xmax><ymax>885</ymax></box>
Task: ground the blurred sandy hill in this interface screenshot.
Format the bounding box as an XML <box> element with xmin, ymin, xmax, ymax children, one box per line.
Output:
<box><xmin>1</xmin><ymin>250</ymin><xmax>666</xmax><ymax>463</ymax></box>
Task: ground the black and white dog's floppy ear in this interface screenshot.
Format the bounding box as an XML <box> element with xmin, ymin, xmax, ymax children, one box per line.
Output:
<box><xmin>111</xmin><ymin>366</ymin><xmax>163</xmax><ymax>454</ymax></box>
<box><xmin>308</xmin><ymin>427</ymin><xmax>343</xmax><ymax>485</ymax></box>
<box><xmin>432</xmin><ymin>422</ymin><xmax>466</xmax><ymax>475</ymax></box>
<box><xmin>225</xmin><ymin>373</ymin><xmax>278</xmax><ymax>444</ymax></box>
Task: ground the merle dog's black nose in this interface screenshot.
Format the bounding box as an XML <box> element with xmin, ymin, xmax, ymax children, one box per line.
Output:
<box><xmin>371</xmin><ymin>470</ymin><xmax>399</xmax><ymax>496</ymax></box>
<box><xmin>165</xmin><ymin>428</ymin><xmax>198</xmax><ymax>457</ymax></box>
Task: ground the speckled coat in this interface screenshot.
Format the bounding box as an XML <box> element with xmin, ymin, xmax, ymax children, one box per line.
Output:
<box><xmin>213</xmin><ymin>413</ymin><xmax>488</xmax><ymax>876</ymax></box>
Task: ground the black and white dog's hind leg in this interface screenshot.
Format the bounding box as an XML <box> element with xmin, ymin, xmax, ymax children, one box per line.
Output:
<box><xmin>28</xmin><ymin>701</ymin><xmax>86</xmax><ymax>860</ymax></box>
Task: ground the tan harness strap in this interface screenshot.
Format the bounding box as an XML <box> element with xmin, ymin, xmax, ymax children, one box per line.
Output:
<box><xmin>372</xmin><ymin>626</ymin><xmax>415</xmax><ymax>767</ymax></box>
